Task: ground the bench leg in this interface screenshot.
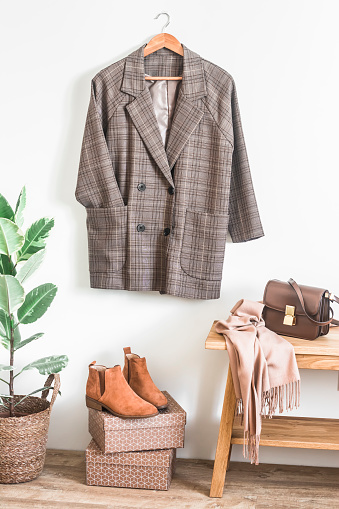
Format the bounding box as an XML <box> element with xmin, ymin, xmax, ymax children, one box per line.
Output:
<box><xmin>209</xmin><ymin>365</ymin><xmax>237</xmax><ymax>498</ymax></box>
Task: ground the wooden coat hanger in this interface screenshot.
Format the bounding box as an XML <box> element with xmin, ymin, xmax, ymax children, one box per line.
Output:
<box><xmin>144</xmin><ymin>13</ymin><xmax>183</xmax><ymax>81</ymax></box>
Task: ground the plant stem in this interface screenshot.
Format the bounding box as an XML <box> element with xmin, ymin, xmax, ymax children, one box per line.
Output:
<box><xmin>9</xmin><ymin>314</ymin><xmax>14</xmax><ymax>417</ymax></box>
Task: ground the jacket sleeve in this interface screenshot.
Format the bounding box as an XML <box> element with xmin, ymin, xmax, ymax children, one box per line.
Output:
<box><xmin>227</xmin><ymin>81</ymin><xmax>264</xmax><ymax>243</ymax></box>
<box><xmin>75</xmin><ymin>78</ymin><xmax>124</xmax><ymax>209</ymax></box>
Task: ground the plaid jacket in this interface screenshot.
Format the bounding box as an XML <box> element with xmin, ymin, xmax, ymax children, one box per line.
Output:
<box><xmin>75</xmin><ymin>44</ymin><xmax>264</xmax><ymax>299</ymax></box>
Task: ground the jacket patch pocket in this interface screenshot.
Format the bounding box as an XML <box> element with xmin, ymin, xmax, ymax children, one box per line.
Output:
<box><xmin>86</xmin><ymin>206</ymin><xmax>127</xmax><ymax>273</ymax></box>
<box><xmin>180</xmin><ymin>209</ymin><xmax>229</xmax><ymax>281</ymax></box>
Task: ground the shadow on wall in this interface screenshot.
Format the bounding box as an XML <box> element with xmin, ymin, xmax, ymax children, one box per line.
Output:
<box><xmin>187</xmin><ymin>352</ymin><xmax>229</xmax><ymax>460</ymax></box>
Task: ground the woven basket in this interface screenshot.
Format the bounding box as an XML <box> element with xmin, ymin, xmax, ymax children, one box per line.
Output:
<box><xmin>0</xmin><ymin>373</ymin><xmax>60</xmax><ymax>484</ymax></box>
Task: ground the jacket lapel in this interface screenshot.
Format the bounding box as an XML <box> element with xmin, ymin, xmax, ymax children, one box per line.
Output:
<box><xmin>166</xmin><ymin>87</ymin><xmax>204</xmax><ymax>171</ymax></box>
<box><xmin>126</xmin><ymin>90</ymin><xmax>174</xmax><ymax>186</ymax></box>
<box><xmin>121</xmin><ymin>43</ymin><xmax>207</xmax><ymax>182</ymax></box>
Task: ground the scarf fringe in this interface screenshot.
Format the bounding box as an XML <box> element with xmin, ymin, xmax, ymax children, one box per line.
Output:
<box><xmin>243</xmin><ymin>431</ymin><xmax>261</xmax><ymax>465</ymax></box>
<box><xmin>238</xmin><ymin>379</ymin><xmax>300</xmax><ymax>465</ymax></box>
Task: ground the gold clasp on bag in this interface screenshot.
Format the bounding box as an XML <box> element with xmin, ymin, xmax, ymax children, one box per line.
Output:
<box><xmin>283</xmin><ymin>305</ymin><xmax>296</xmax><ymax>326</ymax></box>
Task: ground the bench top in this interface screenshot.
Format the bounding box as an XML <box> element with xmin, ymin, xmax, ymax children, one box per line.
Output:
<box><xmin>205</xmin><ymin>320</ymin><xmax>339</xmax><ymax>357</ymax></box>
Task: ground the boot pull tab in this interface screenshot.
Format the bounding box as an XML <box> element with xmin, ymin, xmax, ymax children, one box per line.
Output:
<box><xmin>89</xmin><ymin>361</ymin><xmax>97</xmax><ymax>367</ymax></box>
<box><xmin>123</xmin><ymin>347</ymin><xmax>131</xmax><ymax>355</ymax></box>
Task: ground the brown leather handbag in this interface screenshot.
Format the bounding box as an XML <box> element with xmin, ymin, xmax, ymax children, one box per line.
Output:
<box><xmin>262</xmin><ymin>278</ymin><xmax>339</xmax><ymax>340</ymax></box>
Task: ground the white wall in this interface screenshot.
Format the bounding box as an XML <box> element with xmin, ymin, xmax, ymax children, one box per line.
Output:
<box><xmin>1</xmin><ymin>0</ymin><xmax>339</xmax><ymax>468</ymax></box>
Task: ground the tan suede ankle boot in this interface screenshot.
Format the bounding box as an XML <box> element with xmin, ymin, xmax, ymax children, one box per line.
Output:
<box><xmin>122</xmin><ymin>348</ymin><xmax>168</xmax><ymax>410</ymax></box>
<box><xmin>86</xmin><ymin>361</ymin><xmax>158</xmax><ymax>419</ymax></box>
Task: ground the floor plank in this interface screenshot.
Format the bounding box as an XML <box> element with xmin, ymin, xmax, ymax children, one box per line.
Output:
<box><xmin>0</xmin><ymin>449</ymin><xmax>338</xmax><ymax>509</ymax></box>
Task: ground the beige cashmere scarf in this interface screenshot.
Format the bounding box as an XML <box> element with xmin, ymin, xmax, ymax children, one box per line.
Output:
<box><xmin>216</xmin><ymin>299</ymin><xmax>300</xmax><ymax>465</ymax></box>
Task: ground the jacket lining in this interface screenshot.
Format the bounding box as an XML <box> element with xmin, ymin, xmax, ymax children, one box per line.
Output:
<box><xmin>145</xmin><ymin>76</ymin><xmax>181</xmax><ymax>147</ymax></box>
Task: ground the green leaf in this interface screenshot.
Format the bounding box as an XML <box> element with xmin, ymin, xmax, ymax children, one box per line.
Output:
<box><xmin>18</xmin><ymin>244</ymin><xmax>44</xmax><ymax>262</ymax></box>
<box><xmin>0</xmin><ymin>395</ymin><xmax>11</xmax><ymax>409</ymax></box>
<box><xmin>0</xmin><ymin>309</ymin><xmax>10</xmax><ymax>338</ymax></box>
<box><xmin>14</xmin><ymin>332</ymin><xmax>44</xmax><ymax>351</ymax></box>
<box><xmin>1</xmin><ymin>323</ymin><xmax>21</xmax><ymax>350</ymax></box>
<box><xmin>1</xmin><ymin>317</ymin><xmax>21</xmax><ymax>350</ymax></box>
<box><xmin>18</xmin><ymin>355</ymin><xmax>68</xmax><ymax>376</ymax></box>
<box><xmin>14</xmin><ymin>186</ymin><xmax>26</xmax><ymax>228</ymax></box>
<box><xmin>0</xmin><ymin>218</ymin><xmax>25</xmax><ymax>257</ymax></box>
<box><xmin>0</xmin><ymin>275</ymin><xmax>25</xmax><ymax>314</ymax></box>
<box><xmin>13</xmin><ymin>323</ymin><xmax>21</xmax><ymax>347</ymax></box>
<box><xmin>1</xmin><ymin>320</ymin><xmax>21</xmax><ymax>350</ymax></box>
<box><xmin>14</xmin><ymin>386</ymin><xmax>57</xmax><ymax>407</ymax></box>
<box><xmin>17</xmin><ymin>283</ymin><xmax>57</xmax><ymax>324</ymax></box>
<box><xmin>0</xmin><ymin>254</ymin><xmax>16</xmax><ymax>276</ymax></box>
<box><xmin>0</xmin><ymin>337</ymin><xmax>9</xmax><ymax>349</ymax></box>
<box><xmin>0</xmin><ymin>193</ymin><xmax>14</xmax><ymax>220</ymax></box>
<box><xmin>0</xmin><ymin>364</ymin><xmax>14</xmax><ymax>371</ymax></box>
<box><xmin>17</xmin><ymin>218</ymin><xmax>54</xmax><ymax>261</ymax></box>
<box><xmin>16</xmin><ymin>249</ymin><xmax>45</xmax><ymax>284</ymax></box>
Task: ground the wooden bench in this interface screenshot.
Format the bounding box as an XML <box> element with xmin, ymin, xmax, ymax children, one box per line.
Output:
<box><xmin>206</xmin><ymin>322</ymin><xmax>339</xmax><ymax>498</ymax></box>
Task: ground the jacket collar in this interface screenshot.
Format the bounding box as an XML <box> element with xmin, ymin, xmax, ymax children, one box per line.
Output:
<box><xmin>121</xmin><ymin>43</ymin><xmax>207</xmax><ymax>100</ymax></box>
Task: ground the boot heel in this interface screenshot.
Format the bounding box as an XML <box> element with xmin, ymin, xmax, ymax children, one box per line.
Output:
<box><xmin>86</xmin><ymin>396</ymin><xmax>102</xmax><ymax>411</ymax></box>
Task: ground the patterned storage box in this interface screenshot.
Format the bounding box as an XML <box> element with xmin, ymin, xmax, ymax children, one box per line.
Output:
<box><xmin>86</xmin><ymin>439</ymin><xmax>176</xmax><ymax>490</ymax></box>
<box><xmin>88</xmin><ymin>391</ymin><xmax>186</xmax><ymax>453</ymax></box>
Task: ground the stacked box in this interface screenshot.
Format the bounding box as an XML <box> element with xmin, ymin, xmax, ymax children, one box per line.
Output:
<box><xmin>88</xmin><ymin>391</ymin><xmax>186</xmax><ymax>453</ymax></box>
<box><xmin>86</xmin><ymin>440</ymin><xmax>176</xmax><ymax>490</ymax></box>
<box><xmin>85</xmin><ymin>391</ymin><xmax>186</xmax><ymax>490</ymax></box>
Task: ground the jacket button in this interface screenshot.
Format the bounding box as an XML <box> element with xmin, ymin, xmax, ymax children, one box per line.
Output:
<box><xmin>137</xmin><ymin>224</ymin><xmax>145</xmax><ymax>232</ymax></box>
<box><xmin>168</xmin><ymin>186</ymin><xmax>175</xmax><ymax>195</ymax></box>
<box><xmin>137</xmin><ymin>183</ymin><xmax>146</xmax><ymax>192</ymax></box>
<box><xmin>163</xmin><ymin>228</ymin><xmax>171</xmax><ymax>236</ymax></box>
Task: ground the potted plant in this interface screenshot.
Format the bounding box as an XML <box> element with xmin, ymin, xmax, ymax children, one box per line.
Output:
<box><xmin>0</xmin><ymin>187</ymin><xmax>68</xmax><ymax>484</ymax></box>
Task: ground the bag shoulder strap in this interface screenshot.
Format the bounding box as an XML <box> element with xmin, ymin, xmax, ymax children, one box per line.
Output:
<box><xmin>288</xmin><ymin>278</ymin><xmax>339</xmax><ymax>326</ymax></box>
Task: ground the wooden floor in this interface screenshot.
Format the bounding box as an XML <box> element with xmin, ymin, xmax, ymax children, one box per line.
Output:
<box><xmin>0</xmin><ymin>450</ymin><xmax>338</xmax><ymax>509</ymax></box>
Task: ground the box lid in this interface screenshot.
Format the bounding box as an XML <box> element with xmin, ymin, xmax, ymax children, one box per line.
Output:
<box><xmin>86</xmin><ymin>439</ymin><xmax>175</xmax><ymax>467</ymax></box>
<box><xmin>92</xmin><ymin>391</ymin><xmax>186</xmax><ymax>431</ymax></box>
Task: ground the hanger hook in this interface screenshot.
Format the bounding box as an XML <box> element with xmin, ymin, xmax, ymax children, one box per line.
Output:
<box><xmin>154</xmin><ymin>12</ymin><xmax>170</xmax><ymax>33</ymax></box>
